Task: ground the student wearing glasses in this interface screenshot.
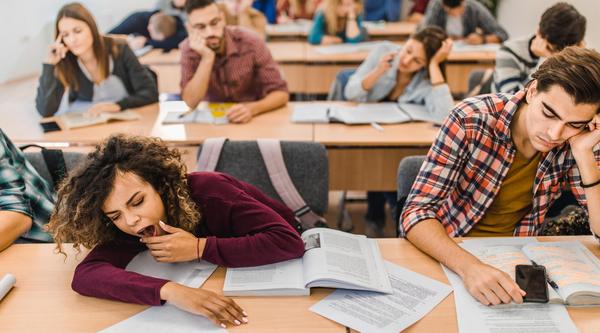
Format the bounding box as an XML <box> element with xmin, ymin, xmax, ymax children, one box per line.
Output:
<box><xmin>179</xmin><ymin>0</ymin><xmax>288</xmax><ymax>123</ymax></box>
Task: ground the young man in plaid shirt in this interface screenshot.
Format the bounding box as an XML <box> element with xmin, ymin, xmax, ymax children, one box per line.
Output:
<box><xmin>179</xmin><ymin>0</ymin><xmax>288</xmax><ymax>124</ymax></box>
<box><xmin>401</xmin><ymin>47</ymin><xmax>600</xmax><ymax>306</ymax></box>
<box><xmin>0</xmin><ymin>130</ymin><xmax>55</xmax><ymax>251</ymax></box>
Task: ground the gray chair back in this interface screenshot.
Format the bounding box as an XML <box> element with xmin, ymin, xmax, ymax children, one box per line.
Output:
<box><xmin>396</xmin><ymin>155</ymin><xmax>426</xmax><ymax>236</ymax></box>
<box><xmin>198</xmin><ymin>141</ymin><xmax>329</xmax><ymax>215</ymax></box>
<box><xmin>24</xmin><ymin>151</ymin><xmax>87</xmax><ymax>188</ymax></box>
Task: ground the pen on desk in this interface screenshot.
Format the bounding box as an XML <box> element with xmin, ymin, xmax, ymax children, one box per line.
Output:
<box><xmin>178</xmin><ymin>108</ymin><xmax>194</xmax><ymax>119</ymax></box>
<box><xmin>371</xmin><ymin>122</ymin><xmax>384</xmax><ymax>132</ymax></box>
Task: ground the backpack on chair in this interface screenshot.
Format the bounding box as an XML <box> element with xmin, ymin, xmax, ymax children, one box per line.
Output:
<box><xmin>197</xmin><ymin>138</ymin><xmax>328</xmax><ymax>232</ymax></box>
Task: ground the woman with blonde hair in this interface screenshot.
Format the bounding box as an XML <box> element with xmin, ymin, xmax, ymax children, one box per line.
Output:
<box><xmin>307</xmin><ymin>0</ymin><xmax>366</xmax><ymax>45</ymax></box>
<box><xmin>47</xmin><ymin>135</ymin><xmax>304</xmax><ymax>327</ymax></box>
<box><xmin>36</xmin><ymin>3</ymin><xmax>158</xmax><ymax>117</ymax></box>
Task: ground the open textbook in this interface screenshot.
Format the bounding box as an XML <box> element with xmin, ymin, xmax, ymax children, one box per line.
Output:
<box><xmin>161</xmin><ymin>101</ymin><xmax>233</xmax><ymax>125</ymax></box>
<box><xmin>100</xmin><ymin>251</ymin><xmax>224</xmax><ymax>333</ymax></box>
<box><xmin>291</xmin><ymin>102</ymin><xmax>443</xmax><ymax>125</ymax></box>
<box><xmin>54</xmin><ymin>110</ymin><xmax>141</xmax><ymax>130</ymax></box>
<box><xmin>310</xmin><ymin>261</ymin><xmax>452</xmax><ymax>333</ymax></box>
<box><xmin>462</xmin><ymin>240</ymin><xmax>600</xmax><ymax>306</ymax></box>
<box><xmin>223</xmin><ymin>228</ymin><xmax>393</xmax><ymax>296</ymax></box>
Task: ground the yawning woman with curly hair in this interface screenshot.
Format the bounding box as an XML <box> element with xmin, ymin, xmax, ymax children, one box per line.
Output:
<box><xmin>47</xmin><ymin>134</ymin><xmax>304</xmax><ymax>328</ymax></box>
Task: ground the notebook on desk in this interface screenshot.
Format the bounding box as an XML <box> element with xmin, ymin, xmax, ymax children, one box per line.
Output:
<box><xmin>291</xmin><ymin>102</ymin><xmax>442</xmax><ymax>125</ymax></box>
<box><xmin>55</xmin><ymin>110</ymin><xmax>141</xmax><ymax>130</ymax></box>
<box><xmin>313</xmin><ymin>41</ymin><xmax>385</xmax><ymax>55</ymax></box>
<box><xmin>161</xmin><ymin>101</ymin><xmax>233</xmax><ymax>125</ymax></box>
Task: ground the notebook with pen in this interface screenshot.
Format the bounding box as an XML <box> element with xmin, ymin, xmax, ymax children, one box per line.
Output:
<box><xmin>161</xmin><ymin>101</ymin><xmax>233</xmax><ymax>125</ymax></box>
<box><xmin>291</xmin><ymin>102</ymin><xmax>443</xmax><ymax>125</ymax></box>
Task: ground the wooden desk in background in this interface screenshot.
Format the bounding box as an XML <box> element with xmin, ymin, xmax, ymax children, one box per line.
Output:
<box><xmin>139</xmin><ymin>43</ymin><xmax>496</xmax><ymax>95</ymax></box>
<box><xmin>266</xmin><ymin>21</ymin><xmax>417</xmax><ymax>41</ymax></box>
<box><xmin>1</xmin><ymin>236</ymin><xmax>599</xmax><ymax>332</ymax></box>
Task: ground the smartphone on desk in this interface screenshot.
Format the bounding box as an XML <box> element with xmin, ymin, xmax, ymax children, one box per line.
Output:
<box><xmin>40</xmin><ymin>121</ymin><xmax>61</xmax><ymax>133</ymax></box>
<box><xmin>515</xmin><ymin>264</ymin><xmax>549</xmax><ymax>303</ymax></box>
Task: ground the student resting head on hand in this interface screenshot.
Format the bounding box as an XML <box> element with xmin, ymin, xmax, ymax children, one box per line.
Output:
<box><xmin>179</xmin><ymin>0</ymin><xmax>289</xmax><ymax>123</ymax></box>
<box><xmin>401</xmin><ymin>46</ymin><xmax>600</xmax><ymax>307</ymax></box>
<box><xmin>345</xmin><ymin>26</ymin><xmax>454</xmax><ymax>237</ymax></box>
<box><xmin>35</xmin><ymin>2</ymin><xmax>158</xmax><ymax>118</ymax></box>
<box><xmin>47</xmin><ymin>135</ymin><xmax>304</xmax><ymax>327</ymax></box>
<box><xmin>307</xmin><ymin>0</ymin><xmax>366</xmax><ymax>45</ymax></box>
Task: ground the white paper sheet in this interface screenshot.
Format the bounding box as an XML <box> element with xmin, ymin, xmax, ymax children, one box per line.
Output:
<box><xmin>290</xmin><ymin>103</ymin><xmax>331</xmax><ymax>123</ymax></box>
<box><xmin>442</xmin><ymin>265</ymin><xmax>578</xmax><ymax>333</ymax></box>
<box><xmin>99</xmin><ymin>303</ymin><xmax>227</xmax><ymax>333</ymax></box>
<box><xmin>99</xmin><ymin>251</ymin><xmax>221</xmax><ymax>332</ymax></box>
<box><xmin>310</xmin><ymin>261</ymin><xmax>452</xmax><ymax>333</ymax></box>
<box><xmin>451</xmin><ymin>41</ymin><xmax>501</xmax><ymax>53</ymax></box>
<box><xmin>314</xmin><ymin>41</ymin><xmax>385</xmax><ymax>55</ymax></box>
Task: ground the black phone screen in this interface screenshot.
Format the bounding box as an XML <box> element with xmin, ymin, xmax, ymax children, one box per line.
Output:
<box><xmin>515</xmin><ymin>264</ymin><xmax>549</xmax><ymax>303</ymax></box>
<box><xmin>40</xmin><ymin>121</ymin><xmax>61</xmax><ymax>133</ymax></box>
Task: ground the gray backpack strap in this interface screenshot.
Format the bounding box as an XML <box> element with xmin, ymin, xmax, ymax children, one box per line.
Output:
<box><xmin>257</xmin><ymin>139</ymin><xmax>327</xmax><ymax>230</ymax></box>
<box><xmin>197</xmin><ymin>137</ymin><xmax>227</xmax><ymax>171</ymax></box>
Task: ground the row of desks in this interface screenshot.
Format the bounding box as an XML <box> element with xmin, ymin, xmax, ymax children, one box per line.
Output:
<box><xmin>5</xmin><ymin>89</ymin><xmax>438</xmax><ymax>191</ymax></box>
<box><xmin>140</xmin><ymin>41</ymin><xmax>496</xmax><ymax>95</ymax></box>
<box><xmin>1</xmin><ymin>236</ymin><xmax>598</xmax><ymax>332</ymax></box>
<box><xmin>266</xmin><ymin>21</ymin><xmax>417</xmax><ymax>41</ymax></box>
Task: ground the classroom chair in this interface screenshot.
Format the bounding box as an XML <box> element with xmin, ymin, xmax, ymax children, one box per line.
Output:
<box><xmin>395</xmin><ymin>155</ymin><xmax>426</xmax><ymax>237</ymax></box>
<box><xmin>197</xmin><ymin>140</ymin><xmax>329</xmax><ymax>221</ymax></box>
<box><xmin>24</xmin><ymin>149</ymin><xmax>87</xmax><ymax>188</ymax></box>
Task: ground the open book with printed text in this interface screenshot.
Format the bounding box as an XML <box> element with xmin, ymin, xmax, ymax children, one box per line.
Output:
<box><xmin>55</xmin><ymin>110</ymin><xmax>141</xmax><ymax>130</ymax></box>
<box><xmin>464</xmin><ymin>241</ymin><xmax>600</xmax><ymax>306</ymax></box>
<box><xmin>222</xmin><ymin>228</ymin><xmax>393</xmax><ymax>296</ymax></box>
<box><xmin>291</xmin><ymin>102</ymin><xmax>443</xmax><ymax>125</ymax></box>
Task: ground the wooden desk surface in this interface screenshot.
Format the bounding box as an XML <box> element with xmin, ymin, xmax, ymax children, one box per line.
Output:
<box><xmin>313</xmin><ymin>115</ymin><xmax>440</xmax><ymax>146</ymax></box>
<box><xmin>1</xmin><ymin>237</ymin><xmax>599</xmax><ymax>332</ymax></box>
<box><xmin>6</xmin><ymin>104</ymin><xmax>159</xmax><ymax>145</ymax></box>
<box><xmin>139</xmin><ymin>41</ymin><xmax>497</xmax><ymax>66</ymax></box>
<box><xmin>266</xmin><ymin>21</ymin><xmax>416</xmax><ymax>39</ymax></box>
<box><xmin>150</xmin><ymin>104</ymin><xmax>314</xmax><ymax>144</ymax></box>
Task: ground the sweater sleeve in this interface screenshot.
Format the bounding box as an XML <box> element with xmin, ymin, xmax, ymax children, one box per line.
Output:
<box><xmin>115</xmin><ymin>45</ymin><xmax>159</xmax><ymax>110</ymax></box>
<box><xmin>35</xmin><ymin>64</ymin><xmax>65</xmax><ymax>117</ymax></box>
<box><xmin>71</xmin><ymin>239</ymin><xmax>169</xmax><ymax>306</ymax></box>
<box><xmin>422</xmin><ymin>83</ymin><xmax>454</xmax><ymax>123</ymax></box>
<box><xmin>197</xmin><ymin>174</ymin><xmax>305</xmax><ymax>268</ymax></box>
<box><xmin>308</xmin><ymin>10</ymin><xmax>326</xmax><ymax>45</ymax></box>
<box><xmin>492</xmin><ymin>47</ymin><xmax>526</xmax><ymax>93</ymax></box>
<box><xmin>344</xmin><ymin>44</ymin><xmax>390</xmax><ymax>102</ymax></box>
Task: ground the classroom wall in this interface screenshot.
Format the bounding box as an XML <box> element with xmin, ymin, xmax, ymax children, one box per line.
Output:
<box><xmin>0</xmin><ymin>0</ymin><xmax>154</xmax><ymax>84</ymax></box>
<box><xmin>0</xmin><ymin>0</ymin><xmax>599</xmax><ymax>84</ymax></box>
<box><xmin>497</xmin><ymin>0</ymin><xmax>599</xmax><ymax>49</ymax></box>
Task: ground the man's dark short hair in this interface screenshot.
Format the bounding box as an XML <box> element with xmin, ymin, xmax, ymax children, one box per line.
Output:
<box><xmin>185</xmin><ymin>0</ymin><xmax>217</xmax><ymax>14</ymax></box>
<box><xmin>532</xmin><ymin>47</ymin><xmax>600</xmax><ymax>112</ymax></box>
<box><xmin>539</xmin><ymin>2</ymin><xmax>586</xmax><ymax>52</ymax></box>
<box><xmin>442</xmin><ymin>0</ymin><xmax>463</xmax><ymax>8</ymax></box>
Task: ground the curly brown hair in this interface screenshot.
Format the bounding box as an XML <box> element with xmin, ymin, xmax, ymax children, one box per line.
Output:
<box><xmin>47</xmin><ymin>135</ymin><xmax>201</xmax><ymax>255</ymax></box>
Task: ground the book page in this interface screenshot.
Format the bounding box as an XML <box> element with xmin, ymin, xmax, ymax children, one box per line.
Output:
<box><xmin>330</xmin><ymin>103</ymin><xmax>411</xmax><ymax>124</ymax></box>
<box><xmin>443</xmin><ymin>265</ymin><xmax>578</xmax><ymax>333</ymax></box>
<box><xmin>161</xmin><ymin>101</ymin><xmax>229</xmax><ymax>124</ymax></box>
<box><xmin>126</xmin><ymin>250</ymin><xmax>217</xmax><ymax>288</ymax></box>
<box><xmin>310</xmin><ymin>261</ymin><xmax>452</xmax><ymax>333</ymax></box>
<box><xmin>301</xmin><ymin>228</ymin><xmax>391</xmax><ymax>292</ymax></box>
<box><xmin>461</xmin><ymin>241</ymin><xmax>562</xmax><ymax>303</ymax></box>
<box><xmin>222</xmin><ymin>258</ymin><xmax>306</xmax><ymax>295</ymax></box>
<box><xmin>398</xmin><ymin>103</ymin><xmax>443</xmax><ymax>124</ymax></box>
<box><xmin>523</xmin><ymin>241</ymin><xmax>600</xmax><ymax>304</ymax></box>
<box><xmin>290</xmin><ymin>103</ymin><xmax>331</xmax><ymax>123</ymax></box>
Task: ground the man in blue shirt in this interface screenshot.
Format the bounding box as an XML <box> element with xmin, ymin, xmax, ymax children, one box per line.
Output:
<box><xmin>364</xmin><ymin>0</ymin><xmax>402</xmax><ymax>21</ymax></box>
